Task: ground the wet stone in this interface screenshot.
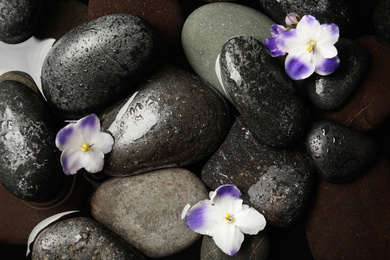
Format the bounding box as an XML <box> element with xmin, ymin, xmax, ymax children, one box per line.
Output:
<box><xmin>41</xmin><ymin>13</ymin><xmax>157</xmax><ymax>119</ymax></box>
<box><xmin>202</xmin><ymin>117</ymin><xmax>315</xmax><ymax>227</ymax></box>
<box><xmin>32</xmin><ymin>217</ymin><xmax>146</xmax><ymax>260</ymax></box>
<box><xmin>220</xmin><ymin>36</ymin><xmax>307</xmax><ymax>148</ymax></box>
<box><xmin>305</xmin><ymin>120</ymin><xmax>377</xmax><ymax>183</ymax></box>
<box><xmin>307</xmin><ymin>38</ymin><xmax>371</xmax><ymax>110</ymax></box>
<box><xmin>0</xmin><ymin>80</ymin><xmax>65</xmax><ymax>201</ymax></box>
<box><xmin>91</xmin><ymin>168</ymin><xmax>209</xmax><ymax>258</ymax></box>
<box><xmin>100</xmin><ymin>62</ymin><xmax>230</xmax><ymax>177</ymax></box>
<box><xmin>0</xmin><ymin>0</ymin><xmax>48</xmax><ymax>44</ymax></box>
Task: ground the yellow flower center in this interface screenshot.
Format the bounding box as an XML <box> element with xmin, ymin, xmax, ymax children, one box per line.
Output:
<box><xmin>81</xmin><ymin>143</ymin><xmax>91</xmax><ymax>152</ymax></box>
<box><xmin>225</xmin><ymin>213</ymin><xmax>234</xmax><ymax>223</ymax></box>
<box><xmin>306</xmin><ymin>40</ymin><xmax>316</xmax><ymax>53</ymax></box>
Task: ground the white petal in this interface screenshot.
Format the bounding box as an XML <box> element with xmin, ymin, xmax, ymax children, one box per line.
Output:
<box><xmin>210</xmin><ymin>185</ymin><xmax>243</xmax><ymax>214</ymax></box>
<box><xmin>60</xmin><ymin>149</ymin><xmax>84</xmax><ymax>175</ymax></box>
<box><xmin>55</xmin><ymin>123</ymin><xmax>82</xmax><ymax>151</ymax></box>
<box><xmin>212</xmin><ymin>224</ymin><xmax>244</xmax><ymax>256</ymax></box>
<box><xmin>80</xmin><ymin>149</ymin><xmax>105</xmax><ymax>173</ymax></box>
<box><xmin>313</xmin><ymin>54</ymin><xmax>340</xmax><ymax>76</ymax></box>
<box><xmin>234</xmin><ymin>207</ymin><xmax>266</xmax><ymax>235</ymax></box>
<box><xmin>90</xmin><ymin>132</ymin><xmax>114</xmax><ymax>154</ymax></box>
<box><xmin>285</xmin><ymin>51</ymin><xmax>315</xmax><ymax>80</ymax></box>
<box><xmin>318</xmin><ymin>23</ymin><xmax>339</xmax><ymax>47</ymax></box>
<box><xmin>317</xmin><ymin>45</ymin><xmax>338</xmax><ymax>59</ymax></box>
<box><xmin>75</xmin><ymin>114</ymin><xmax>101</xmax><ymax>143</ymax></box>
<box><xmin>296</xmin><ymin>15</ymin><xmax>321</xmax><ymax>41</ymax></box>
<box><xmin>275</xmin><ymin>29</ymin><xmax>306</xmax><ymax>54</ymax></box>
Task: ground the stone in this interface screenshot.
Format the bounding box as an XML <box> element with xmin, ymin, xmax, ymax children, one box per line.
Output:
<box><xmin>181</xmin><ymin>2</ymin><xmax>274</xmax><ymax>100</ymax></box>
<box><xmin>88</xmin><ymin>0</ymin><xmax>184</xmax><ymax>55</ymax></box>
<box><xmin>0</xmin><ymin>71</ymin><xmax>41</xmax><ymax>98</ymax></box>
<box><xmin>100</xmin><ymin>62</ymin><xmax>230</xmax><ymax>177</ymax></box>
<box><xmin>91</xmin><ymin>168</ymin><xmax>208</xmax><ymax>258</ymax></box>
<box><xmin>201</xmin><ymin>231</ymin><xmax>270</xmax><ymax>260</ymax></box>
<box><xmin>305</xmin><ymin>155</ymin><xmax>390</xmax><ymax>259</ymax></box>
<box><xmin>307</xmin><ymin>38</ymin><xmax>371</xmax><ymax>110</ymax></box>
<box><xmin>220</xmin><ymin>35</ymin><xmax>307</xmax><ymax>148</ymax></box>
<box><xmin>35</xmin><ymin>0</ymin><xmax>88</xmax><ymax>40</ymax></box>
<box><xmin>373</xmin><ymin>0</ymin><xmax>390</xmax><ymax>43</ymax></box>
<box><xmin>306</xmin><ymin>120</ymin><xmax>377</xmax><ymax>183</ymax></box>
<box><xmin>202</xmin><ymin>117</ymin><xmax>315</xmax><ymax>227</ymax></box>
<box><xmin>41</xmin><ymin>14</ymin><xmax>157</xmax><ymax>119</ymax></box>
<box><xmin>0</xmin><ymin>80</ymin><xmax>65</xmax><ymax>201</ymax></box>
<box><xmin>314</xmin><ymin>36</ymin><xmax>390</xmax><ymax>131</ymax></box>
<box><xmin>0</xmin><ymin>0</ymin><xmax>48</xmax><ymax>44</ymax></box>
<box><xmin>258</xmin><ymin>0</ymin><xmax>355</xmax><ymax>37</ymax></box>
<box><xmin>32</xmin><ymin>217</ymin><xmax>146</xmax><ymax>259</ymax></box>
<box><xmin>0</xmin><ymin>174</ymin><xmax>89</xmax><ymax>244</ymax></box>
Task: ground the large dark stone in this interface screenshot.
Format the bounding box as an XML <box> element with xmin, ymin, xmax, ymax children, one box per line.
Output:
<box><xmin>41</xmin><ymin>14</ymin><xmax>157</xmax><ymax>119</ymax></box>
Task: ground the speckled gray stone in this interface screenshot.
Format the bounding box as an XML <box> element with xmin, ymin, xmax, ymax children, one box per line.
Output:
<box><xmin>307</xmin><ymin>38</ymin><xmax>371</xmax><ymax>110</ymax></box>
<box><xmin>0</xmin><ymin>80</ymin><xmax>65</xmax><ymax>201</ymax></box>
<box><xmin>41</xmin><ymin>14</ymin><xmax>157</xmax><ymax>119</ymax></box>
<box><xmin>91</xmin><ymin>168</ymin><xmax>208</xmax><ymax>258</ymax></box>
<box><xmin>306</xmin><ymin>120</ymin><xmax>378</xmax><ymax>182</ymax></box>
<box><xmin>100</xmin><ymin>62</ymin><xmax>230</xmax><ymax>177</ymax></box>
<box><xmin>0</xmin><ymin>0</ymin><xmax>48</xmax><ymax>43</ymax></box>
<box><xmin>220</xmin><ymin>36</ymin><xmax>307</xmax><ymax>148</ymax></box>
<box><xmin>201</xmin><ymin>231</ymin><xmax>270</xmax><ymax>260</ymax></box>
<box><xmin>202</xmin><ymin>117</ymin><xmax>315</xmax><ymax>227</ymax></box>
<box><xmin>181</xmin><ymin>2</ymin><xmax>274</xmax><ymax>100</ymax></box>
<box><xmin>32</xmin><ymin>217</ymin><xmax>146</xmax><ymax>260</ymax></box>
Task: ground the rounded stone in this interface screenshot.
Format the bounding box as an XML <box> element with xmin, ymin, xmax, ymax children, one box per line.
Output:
<box><xmin>41</xmin><ymin>14</ymin><xmax>157</xmax><ymax>119</ymax></box>
<box><xmin>100</xmin><ymin>62</ymin><xmax>230</xmax><ymax>177</ymax></box>
<box><xmin>91</xmin><ymin>168</ymin><xmax>209</xmax><ymax>258</ymax></box>
<box><xmin>306</xmin><ymin>155</ymin><xmax>390</xmax><ymax>259</ymax></box>
<box><xmin>0</xmin><ymin>71</ymin><xmax>41</xmax><ymax>98</ymax></box>
<box><xmin>307</xmin><ymin>38</ymin><xmax>371</xmax><ymax>110</ymax></box>
<box><xmin>88</xmin><ymin>0</ymin><xmax>184</xmax><ymax>55</ymax></box>
<box><xmin>373</xmin><ymin>0</ymin><xmax>390</xmax><ymax>43</ymax></box>
<box><xmin>181</xmin><ymin>2</ymin><xmax>274</xmax><ymax>100</ymax></box>
<box><xmin>305</xmin><ymin>120</ymin><xmax>377</xmax><ymax>182</ymax></box>
<box><xmin>0</xmin><ymin>80</ymin><xmax>64</xmax><ymax>201</ymax></box>
<box><xmin>0</xmin><ymin>0</ymin><xmax>48</xmax><ymax>43</ymax></box>
<box><xmin>32</xmin><ymin>217</ymin><xmax>146</xmax><ymax>259</ymax></box>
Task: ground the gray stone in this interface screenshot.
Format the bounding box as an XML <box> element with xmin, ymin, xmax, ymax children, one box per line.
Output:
<box><xmin>202</xmin><ymin>117</ymin><xmax>315</xmax><ymax>227</ymax></box>
<box><xmin>91</xmin><ymin>168</ymin><xmax>209</xmax><ymax>258</ymax></box>
<box><xmin>201</xmin><ymin>231</ymin><xmax>270</xmax><ymax>260</ymax></box>
<box><xmin>220</xmin><ymin>35</ymin><xmax>307</xmax><ymax>148</ymax></box>
<box><xmin>0</xmin><ymin>80</ymin><xmax>65</xmax><ymax>201</ymax></box>
<box><xmin>374</xmin><ymin>0</ymin><xmax>390</xmax><ymax>43</ymax></box>
<box><xmin>307</xmin><ymin>38</ymin><xmax>371</xmax><ymax>110</ymax></box>
<box><xmin>181</xmin><ymin>2</ymin><xmax>274</xmax><ymax>101</ymax></box>
<box><xmin>41</xmin><ymin>14</ymin><xmax>157</xmax><ymax>119</ymax></box>
<box><xmin>0</xmin><ymin>0</ymin><xmax>48</xmax><ymax>43</ymax></box>
<box><xmin>305</xmin><ymin>120</ymin><xmax>378</xmax><ymax>182</ymax></box>
<box><xmin>100</xmin><ymin>62</ymin><xmax>230</xmax><ymax>177</ymax></box>
<box><xmin>32</xmin><ymin>217</ymin><xmax>146</xmax><ymax>260</ymax></box>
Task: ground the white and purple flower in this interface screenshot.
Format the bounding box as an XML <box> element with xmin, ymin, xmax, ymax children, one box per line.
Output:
<box><xmin>181</xmin><ymin>184</ymin><xmax>266</xmax><ymax>256</ymax></box>
<box><xmin>265</xmin><ymin>14</ymin><xmax>340</xmax><ymax>80</ymax></box>
<box><xmin>55</xmin><ymin>114</ymin><xmax>114</xmax><ymax>175</ymax></box>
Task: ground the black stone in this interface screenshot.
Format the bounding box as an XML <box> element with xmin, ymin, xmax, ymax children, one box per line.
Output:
<box><xmin>202</xmin><ymin>117</ymin><xmax>315</xmax><ymax>227</ymax></box>
<box><xmin>32</xmin><ymin>217</ymin><xmax>146</xmax><ymax>259</ymax></box>
<box><xmin>220</xmin><ymin>35</ymin><xmax>307</xmax><ymax>148</ymax></box>
<box><xmin>100</xmin><ymin>62</ymin><xmax>230</xmax><ymax>177</ymax></box>
<box><xmin>258</xmin><ymin>0</ymin><xmax>355</xmax><ymax>37</ymax></box>
<box><xmin>0</xmin><ymin>80</ymin><xmax>65</xmax><ymax>201</ymax></box>
<box><xmin>41</xmin><ymin>14</ymin><xmax>157</xmax><ymax>119</ymax></box>
<box><xmin>0</xmin><ymin>0</ymin><xmax>48</xmax><ymax>43</ymax></box>
<box><xmin>305</xmin><ymin>120</ymin><xmax>378</xmax><ymax>182</ymax></box>
<box><xmin>373</xmin><ymin>0</ymin><xmax>390</xmax><ymax>43</ymax></box>
<box><xmin>307</xmin><ymin>38</ymin><xmax>371</xmax><ymax>110</ymax></box>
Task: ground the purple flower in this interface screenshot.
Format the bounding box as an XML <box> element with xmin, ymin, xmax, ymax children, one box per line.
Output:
<box><xmin>55</xmin><ymin>114</ymin><xmax>114</xmax><ymax>175</ymax></box>
<box><xmin>181</xmin><ymin>185</ymin><xmax>266</xmax><ymax>256</ymax></box>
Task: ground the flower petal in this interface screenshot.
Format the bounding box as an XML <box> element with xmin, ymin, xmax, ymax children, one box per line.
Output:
<box><xmin>55</xmin><ymin>123</ymin><xmax>79</xmax><ymax>151</ymax></box>
<box><xmin>212</xmin><ymin>224</ymin><xmax>244</xmax><ymax>256</ymax></box>
<box><xmin>285</xmin><ymin>51</ymin><xmax>315</xmax><ymax>80</ymax></box>
<box><xmin>185</xmin><ymin>200</ymin><xmax>223</xmax><ymax>236</ymax></box>
<box><xmin>91</xmin><ymin>132</ymin><xmax>114</xmax><ymax>154</ymax></box>
<box><xmin>79</xmin><ymin>149</ymin><xmax>105</xmax><ymax>173</ymax></box>
<box><xmin>61</xmin><ymin>149</ymin><xmax>84</xmax><ymax>175</ymax></box>
<box><xmin>313</xmin><ymin>54</ymin><xmax>340</xmax><ymax>76</ymax></box>
<box><xmin>76</xmin><ymin>114</ymin><xmax>100</xmax><ymax>142</ymax></box>
<box><xmin>318</xmin><ymin>23</ymin><xmax>339</xmax><ymax>47</ymax></box>
<box><xmin>296</xmin><ymin>15</ymin><xmax>321</xmax><ymax>40</ymax></box>
<box><xmin>275</xmin><ymin>29</ymin><xmax>306</xmax><ymax>54</ymax></box>
<box><xmin>317</xmin><ymin>45</ymin><xmax>338</xmax><ymax>59</ymax></box>
<box><xmin>264</xmin><ymin>36</ymin><xmax>285</xmax><ymax>57</ymax></box>
<box><xmin>234</xmin><ymin>206</ymin><xmax>266</xmax><ymax>235</ymax></box>
<box><xmin>270</xmin><ymin>24</ymin><xmax>286</xmax><ymax>36</ymax></box>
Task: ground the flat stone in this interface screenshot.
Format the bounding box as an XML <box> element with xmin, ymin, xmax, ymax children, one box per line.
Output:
<box><xmin>306</xmin><ymin>120</ymin><xmax>377</xmax><ymax>182</ymax></box>
<box><xmin>307</xmin><ymin>38</ymin><xmax>371</xmax><ymax>110</ymax></box>
<box><xmin>91</xmin><ymin>168</ymin><xmax>208</xmax><ymax>258</ymax></box>
<box><xmin>41</xmin><ymin>14</ymin><xmax>157</xmax><ymax>119</ymax></box>
<box><xmin>0</xmin><ymin>80</ymin><xmax>65</xmax><ymax>201</ymax></box>
<box><xmin>306</xmin><ymin>155</ymin><xmax>390</xmax><ymax>259</ymax></box>
<box><xmin>202</xmin><ymin>117</ymin><xmax>315</xmax><ymax>227</ymax></box>
<box><xmin>32</xmin><ymin>217</ymin><xmax>146</xmax><ymax>259</ymax></box>
<box><xmin>220</xmin><ymin>35</ymin><xmax>307</xmax><ymax>148</ymax></box>
<box><xmin>88</xmin><ymin>0</ymin><xmax>184</xmax><ymax>55</ymax></box>
<box><xmin>181</xmin><ymin>2</ymin><xmax>274</xmax><ymax>100</ymax></box>
<box><xmin>100</xmin><ymin>62</ymin><xmax>230</xmax><ymax>177</ymax></box>
<box><xmin>314</xmin><ymin>36</ymin><xmax>390</xmax><ymax>131</ymax></box>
